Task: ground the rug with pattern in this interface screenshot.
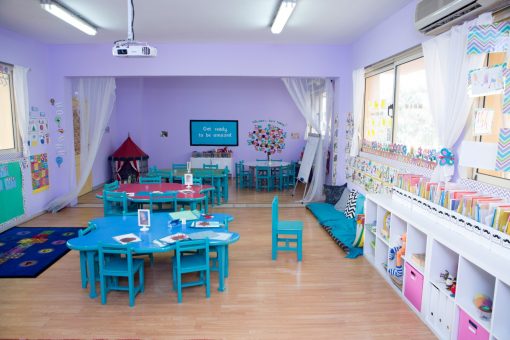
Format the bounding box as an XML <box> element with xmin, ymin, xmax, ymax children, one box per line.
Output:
<box><xmin>0</xmin><ymin>227</ymin><xmax>79</xmax><ymax>278</ymax></box>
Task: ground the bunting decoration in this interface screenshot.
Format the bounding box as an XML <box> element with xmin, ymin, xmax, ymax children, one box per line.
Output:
<box><xmin>496</xmin><ymin>128</ymin><xmax>510</xmax><ymax>172</ymax></box>
<box><xmin>467</xmin><ymin>22</ymin><xmax>510</xmax><ymax>55</ymax></box>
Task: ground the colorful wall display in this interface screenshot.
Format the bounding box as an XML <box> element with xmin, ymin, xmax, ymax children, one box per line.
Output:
<box><xmin>54</xmin><ymin>101</ymin><xmax>66</xmax><ymax>168</ymax></box>
<box><xmin>496</xmin><ymin>128</ymin><xmax>510</xmax><ymax>172</ymax></box>
<box><xmin>473</xmin><ymin>108</ymin><xmax>495</xmax><ymax>135</ymax></box>
<box><xmin>30</xmin><ymin>153</ymin><xmax>49</xmax><ymax>193</ymax></box>
<box><xmin>247</xmin><ymin>120</ymin><xmax>287</xmax><ymax>159</ymax></box>
<box><xmin>28</xmin><ymin>106</ymin><xmax>49</xmax><ymax>148</ymax></box>
<box><xmin>468</xmin><ymin>64</ymin><xmax>505</xmax><ymax>97</ymax></box>
<box><xmin>0</xmin><ymin>161</ymin><xmax>25</xmax><ymax>225</ymax></box>
<box><xmin>467</xmin><ymin>22</ymin><xmax>510</xmax><ymax>55</ymax></box>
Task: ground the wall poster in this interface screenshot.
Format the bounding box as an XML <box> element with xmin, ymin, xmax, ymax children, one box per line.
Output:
<box><xmin>30</xmin><ymin>153</ymin><xmax>49</xmax><ymax>193</ymax></box>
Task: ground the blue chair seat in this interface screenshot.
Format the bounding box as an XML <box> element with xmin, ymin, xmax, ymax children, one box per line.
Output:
<box><xmin>272</xmin><ymin>196</ymin><xmax>303</xmax><ymax>261</ymax></box>
<box><xmin>102</xmin><ymin>257</ymin><xmax>145</xmax><ymax>275</ymax></box>
<box><xmin>278</xmin><ymin>220</ymin><xmax>304</xmax><ymax>230</ymax></box>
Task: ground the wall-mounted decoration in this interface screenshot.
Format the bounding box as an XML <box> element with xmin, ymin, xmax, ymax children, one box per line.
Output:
<box><xmin>467</xmin><ymin>22</ymin><xmax>510</xmax><ymax>55</ymax></box>
<box><xmin>247</xmin><ymin>120</ymin><xmax>287</xmax><ymax>160</ymax></box>
<box><xmin>290</xmin><ymin>132</ymin><xmax>300</xmax><ymax>139</ymax></box>
<box><xmin>504</xmin><ymin>67</ymin><xmax>510</xmax><ymax>115</ymax></box>
<box><xmin>0</xmin><ymin>161</ymin><xmax>25</xmax><ymax>225</ymax></box>
<box><xmin>55</xmin><ymin>156</ymin><xmax>63</xmax><ymax>168</ymax></box>
<box><xmin>28</xmin><ymin>106</ymin><xmax>49</xmax><ymax>148</ymax></box>
<box><xmin>468</xmin><ymin>64</ymin><xmax>505</xmax><ymax>97</ymax></box>
<box><xmin>473</xmin><ymin>108</ymin><xmax>495</xmax><ymax>135</ymax></box>
<box><xmin>189</xmin><ymin>120</ymin><xmax>239</xmax><ymax>146</ymax></box>
<box><xmin>496</xmin><ymin>128</ymin><xmax>510</xmax><ymax>172</ymax></box>
<box><xmin>160</xmin><ymin>130</ymin><xmax>168</xmax><ymax>138</ymax></box>
<box><xmin>54</xmin><ymin>101</ymin><xmax>66</xmax><ymax>165</ymax></box>
<box><xmin>30</xmin><ymin>153</ymin><xmax>49</xmax><ymax>193</ymax></box>
<box><xmin>362</xmin><ymin>139</ymin><xmax>437</xmax><ymax>169</ymax></box>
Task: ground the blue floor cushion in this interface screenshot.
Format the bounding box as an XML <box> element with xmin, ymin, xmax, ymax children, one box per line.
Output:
<box><xmin>306</xmin><ymin>202</ymin><xmax>346</xmax><ymax>224</ymax></box>
<box><xmin>321</xmin><ymin>219</ymin><xmax>363</xmax><ymax>259</ymax></box>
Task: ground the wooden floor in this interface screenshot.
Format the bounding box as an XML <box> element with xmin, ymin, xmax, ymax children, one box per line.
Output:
<box><xmin>0</xmin><ymin>195</ymin><xmax>435</xmax><ymax>339</ymax></box>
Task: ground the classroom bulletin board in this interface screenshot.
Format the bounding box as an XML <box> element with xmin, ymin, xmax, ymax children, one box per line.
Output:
<box><xmin>0</xmin><ymin>161</ymin><xmax>24</xmax><ymax>225</ymax></box>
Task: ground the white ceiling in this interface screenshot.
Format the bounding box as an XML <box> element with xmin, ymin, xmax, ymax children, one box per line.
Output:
<box><xmin>0</xmin><ymin>0</ymin><xmax>412</xmax><ymax>45</ymax></box>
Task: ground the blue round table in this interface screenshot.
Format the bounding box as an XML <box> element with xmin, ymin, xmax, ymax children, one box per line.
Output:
<box><xmin>67</xmin><ymin>212</ymin><xmax>238</xmax><ymax>298</ymax></box>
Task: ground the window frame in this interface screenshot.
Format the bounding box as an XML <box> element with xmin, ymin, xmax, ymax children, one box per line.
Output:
<box><xmin>0</xmin><ymin>62</ymin><xmax>21</xmax><ymax>157</ymax></box>
<box><xmin>362</xmin><ymin>46</ymin><xmax>433</xmax><ymax>152</ymax></box>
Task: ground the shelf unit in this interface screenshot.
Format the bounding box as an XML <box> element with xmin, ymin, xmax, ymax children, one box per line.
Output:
<box><xmin>364</xmin><ymin>193</ymin><xmax>510</xmax><ymax>340</ymax></box>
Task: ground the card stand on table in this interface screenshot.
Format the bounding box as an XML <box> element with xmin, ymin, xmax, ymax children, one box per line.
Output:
<box><xmin>492</xmin><ymin>280</ymin><xmax>510</xmax><ymax>340</ymax></box>
<box><xmin>456</xmin><ymin>257</ymin><xmax>495</xmax><ymax>335</ymax></box>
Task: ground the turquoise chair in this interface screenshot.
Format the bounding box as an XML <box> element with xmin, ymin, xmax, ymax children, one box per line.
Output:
<box><xmin>172</xmin><ymin>239</ymin><xmax>210</xmax><ymax>303</ymax></box>
<box><xmin>149</xmin><ymin>191</ymin><xmax>177</xmax><ymax>213</ymax></box>
<box><xmin>98</xmin><ymin>243</ymin><xmax>145</xmax><ymax>307</ymax></box>
<box><xmin>79</xmin><ymin>222</ymin><xmax>98</xmax><ymax>289</ymax></box>
<box><xmin>193</xmin><ymin>177</ymin><xmax>203</xmax><ymax>185</ymax></box>
<box><xmin>103</xmin><ymin>191</ymin><xmax>129</xmax><ymax>216</ymax></box>
<box><xmin>104</xmin><ymin>180</ymin><xmax>119</xmax><ymax>191</ymax></box>
<box><xmin>255</xmin><ymin>166</ymin><xmax>273</xmax><ymax>191</ymax></box>
<box><xmin>285</xmin><ymin>162</ymin><xmax>297</xmax><ymax>189</ymax></box>
<box><xmin>139</xmin><ymin>176</ymin><xmax>162</xmax><ymax>184</ymax></box>
<box><xmin>272</xmin><ymin>196</ymin><xmax>303</xmax><ymax>261</ymax></box>
<box><xmin>203</xmin><ymin>164</ymin><xmax>219</xmax><ymax>169</ymax></box>
<box><xmin>276</xmin><ymin>164</ymin><xmax>289</xmax><ymax>191</ymax></box>
<box><xmin>235</xmin><ymin>161</ymin><xmax>251</xmax><ymax>189</ymax></box>
<box><xmin>148</xmin><ymin>165</ymin><xmax>158</xmax><ymax>175</ymax></box>
<box><xmin>172</xmin><ymin>163</ymin><xmax>187</xmax><ymax>170</ymax></box>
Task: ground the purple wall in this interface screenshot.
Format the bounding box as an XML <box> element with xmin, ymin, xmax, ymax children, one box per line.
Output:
<box><xmin>0</xmin><ymin>26</ymin><xmax>58</xmax><ymax>222</ymax></box>
<box><xmin>102</xmin><ymin>76</ymin><xmax>306</xmax><ymax>172</ymax></box>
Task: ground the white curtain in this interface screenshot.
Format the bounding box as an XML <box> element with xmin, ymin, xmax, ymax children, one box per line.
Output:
<box><xmin>47</xmin><ymin>77</ymin><xmax>116</xmax><ymax>212</ymax></box>
<box><xmin>282</xmin><ymin>78</ymin><xmax>333</xmax><ymax>202</ymax></box>
<box><xmin>13</xmin><ymin>66</ymin><xmax>30</xmax><ymax>157</ymax></box>
<box><xmin>423</xmin><ymin>21</ymin><xmax>484</xmax><ymax>182</ymax></box>
<box><xmin>350</xmin><ymin>68</ymin><xmax>365</xmax><ymax>157</ymax></box>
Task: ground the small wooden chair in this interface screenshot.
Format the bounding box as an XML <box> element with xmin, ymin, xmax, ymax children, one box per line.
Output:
<box><xmin>172</xmin><ymin>239</ymin><xmax>210</xmax><ymax>303</ymax></box>
<box><xmin>272</xmin><ymin>196</ymin><xmax>303</xmax><ymax>261</ymax></box>
<box><xmin>98</xmin><ymin>243</ymin><xmax>145</xmax><ymax>307</ymax></box>
<box><xmin>255</xmin><ymin>166</ymin><xmax>273</xmax><ymax>191</ymax></box>
<box><xmin>149</xmin><ymin>191</ymin><xmax>178</xmax><ymax>213</ymax></box>
<box><xmin>103</xmin><ymin>191</ymin><xmax>129</xmax><ymax>216</ymax></box>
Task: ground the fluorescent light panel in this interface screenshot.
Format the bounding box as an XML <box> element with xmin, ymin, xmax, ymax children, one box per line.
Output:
<box><xmin>271</xmin><ymin>0</ymin><xmax>296</xmax><ymax>34</ymax></box>
<box><xmin>41</xmin><ymin>0</ymin><xmax>97</xmax><ymax>36</ymax></box>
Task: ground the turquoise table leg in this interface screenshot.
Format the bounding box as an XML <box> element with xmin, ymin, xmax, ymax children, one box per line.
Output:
<box><xmin>215</xmin><ymin>178</ymin><xmax>221</xmax><ymax>205</ymax></box>
<box><xmin>218</xmin><ymin>245</ymin><xmax>225</xmax><ymax>292</ymax></box>
<box><xmin>87</xmin><ymin>251</ymin><xmax>97</xmax><ymax>298</ymax></box>
<box><xmin>223</xmin><ymin>176</ymin><xmax>228</xmax><ymax>203</ymax></box>
<box><xmin>191</xmin><ymin>201</ymin><xmax>197</xmax><ymax>210</ymax></box>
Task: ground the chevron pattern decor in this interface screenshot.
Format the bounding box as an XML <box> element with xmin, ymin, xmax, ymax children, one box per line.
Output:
<box><xmin>496</xmin><ymin>128</ymin><xmax>510</xmax><ymax>172</ymax></box>
<box><xmin>467</xmin><ymin>22</ymin><xmax>510</xmax><ymax>55</ymax></box>
<box><xmin>504</xmin><ymin>67</ymin><xmax>510</xmax><ymax>115</ymax></box>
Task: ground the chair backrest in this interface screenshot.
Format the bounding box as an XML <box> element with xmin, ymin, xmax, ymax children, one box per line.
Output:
<box><xmin>203</xmin><ymin>164</ymin><xmax>219</xmax><ymax>169</ymax></box>
<box><xmin>149</xmin><ymin>191</ymin><xmax>178</xmax><ymax>211</ymax></box>
<box><xmin>104</xmin><ymin>180</ymin><xmax>119</xmax><ymax>191</ymax></box>
<box><xmin>255</xmin><ymin>166</ymin><xmax>270</xmax><ymax>177</ymax></box>
<box><xmin>271</xmin><ymin>159</ymin><xmax>283</xmax><ymax>162</ymax></box>
<box><xmin>193</xmin><ymin>177</ymin><xmax>203</xmax><ymax>185</ymax></box>
<box><xmin>148</xmin><ymin>165</ymin><xmax>159</xmax><ymax>174</ymax></box>
<box><xmin>256</xmin><ymin>159</ymin><xmax>266</xmax><ymax>162</ymax></box>
<box><xmin>271</xmin><ymin>196</ymin><xmax>279</xmax><ymax>230</ymax></box>
<box><xmin>103</xmin><ymin>191</ymin><xmax>128</xmax><ymax>215</ymax></box>
<box><xmin>139</xmin><ymin>176</ymin><xmax>162</xmax><ymax>184</ymax></box>
<box><xmin>173</xmin><ymin>163</ymin><xmax>187</xmax><ymax>170</ymax></box>
<box><xmin>79</xmin><ymin>221</ymin><xmax>97</xmax><ymax>237</ymax></box>
<box><xmin>98</xmin><ymin>243</ymin><xmax>134</xmax><ymax>272</ymax></box>
<box><xmin>175</xmin><ymin>239</ymin><xmax>210</xmax><ymax>270</ymax></box>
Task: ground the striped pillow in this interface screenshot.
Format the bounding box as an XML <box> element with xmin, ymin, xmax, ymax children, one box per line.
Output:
<box><xmin>344</xmin><ymin>190</ymin><xmax>358</xmax><ymax>218</ymax></box>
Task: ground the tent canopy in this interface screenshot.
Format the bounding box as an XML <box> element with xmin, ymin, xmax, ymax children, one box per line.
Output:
<box><xmin>109</xmin><ymin>136</ymin><xmax>148</xmax><ymax>160</ymax></box>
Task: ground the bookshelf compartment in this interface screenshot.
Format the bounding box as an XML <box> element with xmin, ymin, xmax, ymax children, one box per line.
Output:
<box><xmin>457</xmin><ymin>307</ymin><xmax>490</xmax><ymax>340</ymax></box>
<box><xmin>406</xmin><ymin>224</ymin><xmax>427</xmax><ymax>273</ymax></box>
<box><xmin>375</xmin><ymin>237</ymin><xmax>389</xmax><ymax>276</ymax></box>
<box><xmin>492</xmin><ymin>280</ymin><xmax>510</xmax><ymax>340</ymax></box>
<box><xmin>404</xmin><ymin>262</ymin><xmax>424</xmax><ymax>312</ymax></box>
<box><xmin>365</xmin><ymin>199</ymin><xmax>377</xmax><ymax>226</ymax></box>
<box><xmin>456</xmin><ymin>258</ymin><xmax>495</xmax><ymax>332</ymax></box>
<box><xmin>429</xmin><ymin>240</ymin><xmax>459</xmax><ymax>300</ymax></box>
<box><xmin>376</xmin><ymin>206</ymin><xmax>390</xmax><ymax>244</ymax></box>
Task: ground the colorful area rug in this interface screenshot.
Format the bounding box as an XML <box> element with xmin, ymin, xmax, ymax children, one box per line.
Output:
<box><xmin>0</xmin><ymin>227</ymin><xmax>80</xmax><ymax>278</ymax></box>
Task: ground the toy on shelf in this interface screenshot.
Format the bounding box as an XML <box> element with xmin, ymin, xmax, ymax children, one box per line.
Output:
<box><xmin>388</xmin><ymin>232</ymin><xmax>406</xmax><ymax>279</ymax></box>
<box><xmin>381</xmin><ymin>212</ymin><xmax>391</xmax><ymax>241</ymax></box>
<box><xmin>473</xmin><ymin>293</ymin><xmax>493</xmax><ymax>321</ymax></box>
<box><xmin>439</xmin><ymin>269</ymin><xmax>457</xmax><ymax>298</ymax></box>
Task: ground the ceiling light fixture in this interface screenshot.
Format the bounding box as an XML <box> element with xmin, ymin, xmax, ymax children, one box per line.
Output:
<box><xmin>40</xmin><ymin>0</ymin><xmax>97</xmax><ymax>36</ymax></box>
<box><xmin>271</xmin><ymin>0</ymin><xmax>297</xmax><ymax>34</ymax></box>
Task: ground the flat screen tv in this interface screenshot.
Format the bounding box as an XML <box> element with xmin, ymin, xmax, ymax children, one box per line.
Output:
<box><xmin>189</xmin><ymin>120</ymin><xmax>239</xmax><ymax>146</ymax></box>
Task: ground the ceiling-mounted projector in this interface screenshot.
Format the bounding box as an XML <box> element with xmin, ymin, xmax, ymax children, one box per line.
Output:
<box><xmin>112</xmin><ymin>0</ymin><xmax>157</xmax><ymax>57</ymax></box>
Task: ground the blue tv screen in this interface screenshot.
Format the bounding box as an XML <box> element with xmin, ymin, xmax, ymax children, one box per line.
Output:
<box><xmin>190</xmin><ymin>120</ymin><xmax>239</xmax><ymax>146</ymax></box>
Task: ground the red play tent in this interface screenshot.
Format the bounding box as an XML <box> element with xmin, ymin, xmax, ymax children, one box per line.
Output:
<box><xmin>109</xmin><ymin>136</ymin><xmax>149</xmax><ymax>182</ymax></box>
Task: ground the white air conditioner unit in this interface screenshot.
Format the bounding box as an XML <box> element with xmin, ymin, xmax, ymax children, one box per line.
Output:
<box><xmin>415</xmin><ymin>0</ymin><xmax>509</xmax><ymax>35</ymax></box>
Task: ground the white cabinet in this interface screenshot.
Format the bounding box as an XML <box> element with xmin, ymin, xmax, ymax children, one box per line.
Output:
<box><xmin>365</xmin><ymin>193</ymin><xmax>510</xmax><ymax>340</ymax></box>
<box><xmin>190</xmin><ymin>157</ymin><xmax>233</xmax><ymax>173</ymax></box>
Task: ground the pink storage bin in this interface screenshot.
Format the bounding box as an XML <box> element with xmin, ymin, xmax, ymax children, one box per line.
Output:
<box><xmin>404</xmin><ymin>262</ymin><xmax>424</xmax><ymax>311</ymax></box>
<box><xmin>457</xmin><ymin>308</ymin><xmax>489</xmax><ymax>340</ymax></box>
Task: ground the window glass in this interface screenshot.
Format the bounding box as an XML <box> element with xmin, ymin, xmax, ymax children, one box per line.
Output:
<box><xmin>363</xmin><ymin>69</ymin><xmax>394</xmax><ymax>144</ymax></box>
<box><xmin>0</xmin><ymin>66</ymin><xmax>16</xmax><ymax>151</ymax></box>
<box><xmin>394</xmin><ymin>57</ymin><xmax>438</xmax><ymax>149</ymax></box>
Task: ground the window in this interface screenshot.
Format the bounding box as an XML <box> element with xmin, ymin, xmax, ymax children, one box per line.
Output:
<box><xmin>474</xmin><ymin>52</ymin><xmax>510</xmax><ymax>185</ymax></box>
<box><xmin>363</xmin><ymin>48</ymin><xmax>438</xmax><ymax>152</ymax></box>
<box><xmin>0</xmin><ymin>63</ymin><xmax>18</xmax><ymax>153</ymax></box>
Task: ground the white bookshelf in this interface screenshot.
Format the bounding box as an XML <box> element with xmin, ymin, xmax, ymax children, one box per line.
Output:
<box><xmin>364</xmin><ymin>192</ymin><xmax>510</xmax><ymax>340</ymax></box>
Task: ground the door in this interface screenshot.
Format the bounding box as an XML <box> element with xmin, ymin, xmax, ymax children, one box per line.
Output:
<box><xmin>73</xmin><ymin>95</ymin><xmax>92</xmax><ymax>196</ymax></box>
